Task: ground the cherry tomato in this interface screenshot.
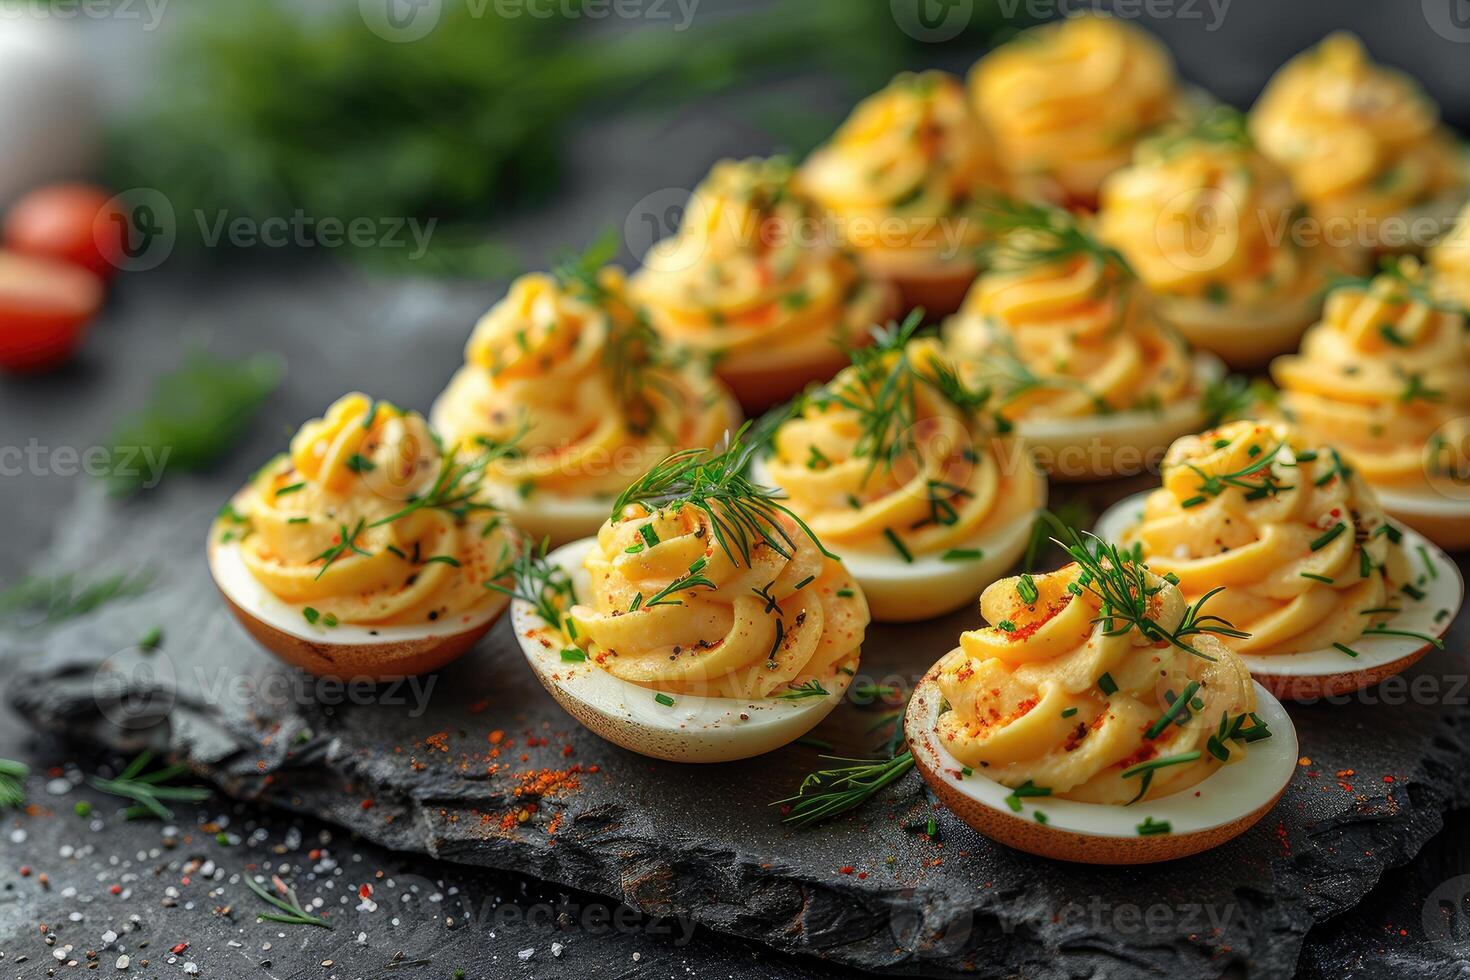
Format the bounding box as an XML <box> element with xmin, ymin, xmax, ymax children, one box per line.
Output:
<box><xmin>3</xmin><ymin>183</ymin><xmax>126</xmax><ymax>280</ymax></box>
<box><xmin>0</xmin><ymin>251</ymin><xmax>104</xmax><ymax>373</ymax></box>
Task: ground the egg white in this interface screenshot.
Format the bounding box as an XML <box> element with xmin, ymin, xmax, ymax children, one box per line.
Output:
<box><xmin>1016</xmin><ymin>352</ymin><xmax>1225</xmax><ymax>481</ymax></box>
<box><xmin>511</xmin><ymin>538</ymin><xmax>859</xmax><ymax>763</ymax></box>
<box><xmin>1372</xmin><ymin>487</ymin><xmax>1470</xmax><ymax>552</ymax></box>
<box><xmin>750</xmin><ymin>457</ymin><xmax>1047</xmax><ymax>622</ymax></box>
<box><xmin>208</xmin><ymin>535</ymin><xmax>509</xmax><ymax>647</ymax></box>
<box><xmin>1156</xmin><ymin>293</ymin><xmax>1321</xmax><ymax>369</ymax></box>
<box><xmin>904</xmin><ymin>672</ymin><xmax>1298</xmax><ymax>864</ymax></box>
<box><xmin>1095</xmin><ymin>491</ymin><xmax>1464</xmax><ymax>699</ymax></box>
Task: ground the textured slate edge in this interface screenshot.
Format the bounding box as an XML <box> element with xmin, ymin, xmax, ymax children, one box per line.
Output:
<box><xmin>12</xmin><ymin>656</ymin><xmax>1470</xmax><ymax>980</ymax></box>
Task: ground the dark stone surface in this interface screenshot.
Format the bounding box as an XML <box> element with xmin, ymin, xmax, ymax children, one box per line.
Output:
<box><xmin>5</xmin><ymin>427</ymin><xmax>1470</xmax><ymax>978</ymax></box>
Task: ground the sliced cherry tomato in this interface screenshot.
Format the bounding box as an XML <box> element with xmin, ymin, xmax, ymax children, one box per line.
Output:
<box><xmin>0</xmin><ymin>251</ymin><xmax>104</xmax><ymax>373</ymax></box>
<box><xmin>3</xmin><ymin>183</ymin><xmax>126</xmax><ymax>280</ymax></box>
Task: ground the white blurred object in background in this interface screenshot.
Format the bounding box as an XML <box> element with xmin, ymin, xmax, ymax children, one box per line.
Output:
<box><xmin>0</xmin><ymin>12</ymin><xmax>101</xmax><ymax>208</ymax></box>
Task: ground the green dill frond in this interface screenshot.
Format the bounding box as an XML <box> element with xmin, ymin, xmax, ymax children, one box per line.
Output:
<box><xmin>976</xmin><ymin>196</ymin><xmax>1131</xmax><ymax>275</ymax></box>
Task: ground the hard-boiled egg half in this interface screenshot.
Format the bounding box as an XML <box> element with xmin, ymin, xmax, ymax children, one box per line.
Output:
<box><xmin>431</xmin><ymin>266</ymin><xmax>741</xmax><ymax>546</ymax></box>
<box><xmin>904</xmin><ymin>557</ymin><xmax>1297</xmax><ymax>864</ymax></box>
<box><xmin>1269</xmin><ymin>259</ymin><xmax>1470</xmax><ymax>550</ymax></box>
<box><xmin>1095</xmin><ymin>420</ymin><xmax>1463</xmax><ymax>700</ymax></box>
<box><xmin>510</xmin><ymin>434</ymin><xmax>870</xmax><ymax>763</ymax></box>
<box><xmin>629</xmin><ymin>157</ymin><xmax>898</xmax><ymax>411</ymax></box>
<box><xmin>1096</xmin><ymin>107</ymin><xmax>1332</xmax><ymax>368</ymax></box>
<box><xmin>944</xmin><ymin>201</ymin><xmax>1224</xmax><ymax>480</ymax></box>
<box><xmin>209</xmin><ymin>393</ymin><xmax>522</xmax><ymax>679</ymax></box>
<box><xmin>751</xmin><ymin>327</ymin><xmax>1046</xmax><ymax>622</ymax></box>
<box><xmin>796</xmin><ymin>71</ymin><xmax>1002</xmax><ymax>319</ymax></box>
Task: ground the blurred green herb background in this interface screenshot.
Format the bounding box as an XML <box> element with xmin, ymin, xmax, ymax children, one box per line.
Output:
<box><xmin>111</xmin><ymin>0</ymin><xmax>1007</xmax><ymax>274</ymax></box>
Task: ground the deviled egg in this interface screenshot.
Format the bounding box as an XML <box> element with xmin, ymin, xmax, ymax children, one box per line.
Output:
<box><xmin>1095</xmin><ymin>420</ymin><xmax>1463</xmax><ymax>700</ymax></box>
<box><xmin>510</xmin><ymin>433</ymin><xmax>870</xmax><ymax>762</ymax></box>
<box><xmin>209</xmin><ymin>393</ymin><xmax>522</xmax><ymax>679</ymax></box>
<box><xmin>1270</xmin><ymin>259</ymin><xmax>1470</xmax><ymax>549</ymax></box>
<box><xmin>752</xmin><ymin>323</ymin><xmax>1045</xmax><ymax>621</ymax></box>
<box><xmin>944</xmin><ymin>201</ymin><xmax>1223</xmax><ymax>480</ymax></box>
<box><xmin>431</xmin><ymin>266</ymin><xmax>741</xmax><ymax>545</ymax></box>
<box><xmin>905</xmin><ymin>553</ymin><xmax>1297</xmax><ymax>864</ymax></box>
<box><xmin>1097</xmin><ymin>107</ymin><xmax>1332</xmax><ymax>367</ymax></box>
<box><xmin>1250</xmin><ymin>33</ymin><xmax>1467</xmax><ymax>258</ymax></box>
<box><xmin>970</xmin><ymin>13</ymin><xmax>1188</xmax><ymax>209</ymax></box>
<box><xmin>797</xmin><ymin>71</ymin><xmax>1003</xmax><ymax>318</ymax></box>
<box><xmin>630</xmin><ymin>157</ymin><xmax>898</xmax><ymax>410</ymax></box>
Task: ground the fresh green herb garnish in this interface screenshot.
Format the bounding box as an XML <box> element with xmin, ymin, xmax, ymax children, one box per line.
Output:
<box><xmin>89</xmin><ymin>751</ymin><xmax>211</xmax><ymax>821</ymax></box>
<box><xmin>0</xmin><ymin>570</ymin><xmax>154</xmax><ymax>630</ymax></box>
<box><xmin>486</xmin><ymin>536</ymin><xmax>578</xmax><ymax>632</ymax></box>
<box><xmin>778</xmin><ymin>679</ymin><xmax>831</xmax><ymax>701</ymax></box>
<box><xmin>243</xmin><ymin>873</ymin><xmax>332</xmax><ymax>929</ymax></box>
<box><xmin>0</xmin><ymin>760</ymin><xmax>27</xmax><ymax>809</ymax></box>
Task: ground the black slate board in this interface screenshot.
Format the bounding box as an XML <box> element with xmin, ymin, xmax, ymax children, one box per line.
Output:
<box><xmin>7</xmin><ymin>461</ymin><xmax>1470</xmax><ymax>978</ymax></box>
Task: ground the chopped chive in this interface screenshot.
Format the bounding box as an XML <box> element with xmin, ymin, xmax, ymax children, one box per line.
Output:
<box><xmin>275</xmin><ymin>482</ymin><xmax>306</xmax><ymax>496</ymax></box>
<box><xmin>288</xmin><ymin>516</ymin><xmax>310</xmax><ymax>524</ymax></box>
<box><xmin>1362</xmin><ymin>626</ymin><xmax>1444</xmax><ymax>649</ymax></box>
<box><xmin>1309</xmin><ymin>523</ymin><xmax>1346</xmax><ymax>551</ymax></box>
<box><xmin>1294</xmin><ymin>450</ymin><xmax>1318</xmax><ymax>462</ymax></box>
<box><xmin>303</xmin><ymin>607</ymin><xmax>321</xmax><ymax>625</ymax></box>
<box><xmin>139</xmin><ymin>627</ymin><xmax>163</xmax><ymax>651</ymax></box>
<box><xmin>1180</xmin><ymin>495</ymin><xmax>1208</xmax><ymax>509</ymax></box>
<box><xmin>942</xmin><ymin>548</ymin><xmax>984</xmax><ymax>562</ymax></box>
<box><xmin>1016</xmin><ymin>574</ymin><xmax>1039</xmax><ymax>605</ymax></box>
<box><xmin>1301</xmin><ymin>572</ymin><xmax>1334</xmax><ymax>584</ymax></box>
<box><xmin>322</xmin><ymin>613</ymin><xmax>339</xmax><ymax>628</ymax></box>
<box><xmin>1097</xmin><ymin>673</ymin><xmax>1118</xmax><ymax>696</ymax></box>
<box><xmin>1417</xmin><ymin>545</ymin><xmax>1438</xmax><ymax>580</ymax></box>
<box><xmin>1034</xmin><ymin>811</ymin><xmax>1049</xmax><ymax>825</ymax></box>
<box><xmin>423</xmin><ymin>555</ymin><xmax>461</xmax><ymax>567</ymax></box>
<box><xmin>1145</xmin><ymin>681</ymin><xmax>1200</xmax><ymax>739</ymax></box>
<box><xmin>794</xmin><ymin>575</ymin><xmax>816</xmax><ymax>591</ymax></box>
<box><xmin>654</xmin><ymin>692</ymin><xmax>675</xmax><ymax>707</ymax></box>
<box><xmin>386</xmin><ymin>545</ymin><xmax>407</xmax><ymax>560</ymax></box>
<box><xmin>638</xmin><ymin>524</ymin><xmax>660</xmax><ymax>549</ymax></box>
<box><xmin>624</xmin><ymin>543</ymin><xmax>644</xmax><ymax>554</ymax></box>
<box><xmin>1061</xmin><ymin>707</ymin><xmax>1078</xmax><ymax>718</ymax></box>
<box><xmin>1003</xmin><ymin>780</ymin><xmax>1051</xmax><ymax>812</ymax></box>
<box><xmin>836</xmin><ymin>588</ymin><xmax>855</xmax><ymax>598</ymax></box>
<box><xmin>925</xmin><ymin>817</ymin><xmax>937</xmax><ymax>838</ymax></box>
<box><xmin>346</xmin><ymin>453</ymin><xmax>376</xmax><ymax>474</ymax></box>
<box><xmin>1402</xmin><ymin>583</ymin><xmax>1426</xmax><ymax>601</ymax></box>
<box><xmin>882</xmin><ymin>529</ymin><xmax>913</xmax><ymax>563</ymax></box>
<box><xmin>1379</xmin><ymin>323</ymin><xmax>1411</xmax><ymax>348</ymax></box>
<box><xmin>560</xmin><ymin>648</ymin><xmax>586</xmax><ymax>662</ymax></box>
<box><xmin>997</xmin><ymin>619</ymin><xmax>1016</xmax><ymax>632</ymax></box>
<box><xmin>629</xmin><ymin>592</ymin><xmax>644</xmax><ymax>611</ymax></box>
<box><xmin>1333</xmin><ymin>642</ymin><xmax>1360</xmax><ymax>658</ymax></box>
<box><xmin>1137</xmin><ymin>817</ymin><xmax>1171</xmax><ymax>836</ymax></box>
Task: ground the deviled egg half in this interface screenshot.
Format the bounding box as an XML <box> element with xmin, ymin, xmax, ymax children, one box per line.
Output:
<box><xmin>630</xmin><ymin>157</ymin><xmax>898</xmax><ymax>410</ymax></box>
<box><xmin>905</xmin><ymin>553</ymin><xmax>1297</xmax><ymax>864</ymax></box>
<box><xmin>944</xmin><ymin>201</ymin><xmax>1223</xmax><ymax>480</ymax></box>
<box><xmin>752</xmin><ymin>324</ymin><xmax>1046</xmax><ymax>622</ymax></box>
<box><xmin>1096</xmin><ymin>421</ymin><xmax>1463</xmax><ymax>700</ymax></box>
<box><xmin>431</xmin><ymin>266</ymin><xmax>741</xmax><ymax>545</ymax></box>
<box><xmin>509</xmin><ymin>432</ymin><xmax>871</xmax><ymax>762</ymax></box>
<box><xmin>1097</xmin><ymin>107</ymin><xmax>1332</xmax><ymax>367</ymax></box>
<box><xmin>1270</xmin><ymin>259</ymin><xmax>1470</xmax><ymax>549</ymax></box>
<box><xmin>209</xmin><ymin>393</ymin><xmax>522</xmax><ymax>679</ymax></box>
<box><xmin>1251</xmin><ymin>33</ymin><xmax>1467</xmax><ymax>260</ymax></box>
<box><xmin>970</xmin><ymin>13</ymin><xmax>1188</xmax><ymax>210</ymax></box>
<box><xmin>797</xmin><ymin>71</ymin><xmax>1003</xmax><ymax>318</ymax></box>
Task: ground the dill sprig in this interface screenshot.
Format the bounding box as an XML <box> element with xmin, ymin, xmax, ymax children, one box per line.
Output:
<box><xmin>486</xmin><ymin>536</ymin><xmax>577</xmax><ymax>631</ymax></box>
<box><xmin>612</xmin><ymin>423</ymin><xmax>836</xmax><ymax>565</ymax></box>
<box><xmin>976</xmin><ymin>196</ymin><xmax>1130</xmax><ymax>275</ymax></box>
<box><xmin>1181</xmin><ymin>441</ymin><xmax>1294</xmax><ymax>503</ymax></box>
<box><xmin>1142</xmin><ymin>105</ymin><xmax>1252</xmax><ymax>159</ymax></box>
<box><xmin>370</xmin><ymin>427</ymin><xmax>524</xmax><ymax>529</ymax></box>
<box><xmin>776</xmin><ymin>678</ymin><xmax>831</xmax><ymax>701</ymax></box>
<box><xmin>88</xmin><ymin>751</ymin><xmax>212</xmax><ymax>821</ymax></box>
<box><xmin>1201</xmin><ymin>374</ymin><xmax>1276</xmax><ymax>427</ymax></box>
<box><xmin>0</xmin><ymin>760</ymin><xmax>27</xmax><ymax>809</ymax></box>
<box><xmin>243</xmin><ymin>873</ymin><xmax>333</xmax><ymax>929</ymax></box>
<box><xmin>311</xmin><ymin>518</ymin><xmax>371</xmax><ymax>580</ymax></box>
<box><xmin>774</xmin><ymin>752</ymin><xmax>915</xmax><ymax>828</ymax></box>
<box><xmin>806</xmin><ymin>310</ymin><xmax>993</xmax><ymax>479</ymax></box>
<box><xmin>0</xmin><ymin>569</ymin><xmax>155</xmax><ymax>630</ymax></box>
<box><xmin>1045</xmin><ymin>518</ymin><xmax>1249</xmax><ymax>661</ymax></box>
